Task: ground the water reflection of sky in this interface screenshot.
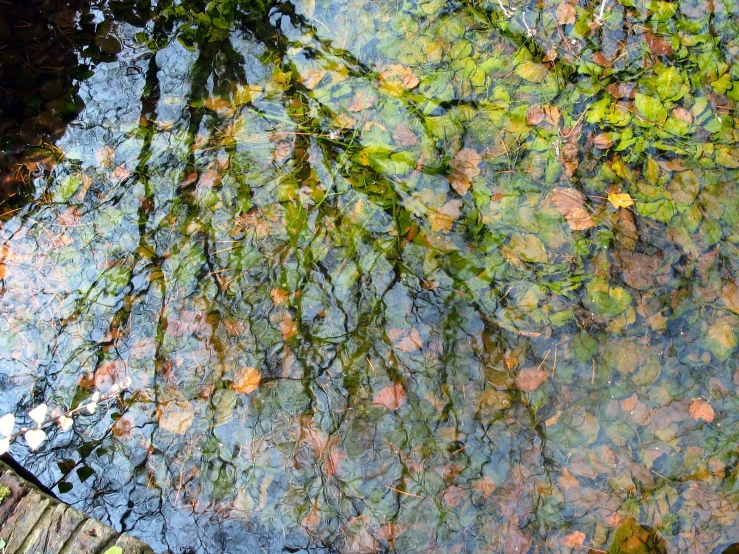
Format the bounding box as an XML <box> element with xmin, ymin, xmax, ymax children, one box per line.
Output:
<box><xmin>0</xmin><ymin>0</ymin><xmax>738</xmax><ymax>552</ymax></box>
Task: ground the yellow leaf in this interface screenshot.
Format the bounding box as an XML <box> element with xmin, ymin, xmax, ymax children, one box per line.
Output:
<box><xmin>608</xmin><ymin>192</ymin><xmax>635</xmax><ymax>209</ymax></box>
<box><xmin>233</xmin><ymin>367</ymin><xmax>261</xmax><ymax>395</ymax></box>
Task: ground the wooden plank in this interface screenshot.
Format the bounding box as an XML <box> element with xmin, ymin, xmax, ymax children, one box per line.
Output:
<box><xmin>0</xmin><ymin>462</ymin><xmax>159</xmax><ymax>554</ymax></box>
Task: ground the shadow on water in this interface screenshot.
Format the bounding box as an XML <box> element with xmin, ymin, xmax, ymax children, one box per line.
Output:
<box><xmin>0</xmin><ymin>0</ymin><xmax>738</xmax><ymax>552</ymax></box>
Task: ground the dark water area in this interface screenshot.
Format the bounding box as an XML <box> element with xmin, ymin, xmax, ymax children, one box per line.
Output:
<box><xmin>0</xmin><ymin>0</ymin><xmax>738</xmax><ymax>552</ymax></box>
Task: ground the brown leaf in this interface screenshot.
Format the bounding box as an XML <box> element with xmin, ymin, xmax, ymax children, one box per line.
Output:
<box><xmin>112</xmin><ymin>414</ymin><xmax>136</xmax><ymax>440</ymax></box>
<box><xmin>514</xmin><ymin>367</ymin><xmax>548</xmax><ymax>392</ymax></box>
<box><xmin>393</xmin><ymin>122</ymin><xmax>419</xmax><ymax>146</ymax></box>
<box><xmin>347</xmin><ymin>92</ymin><xmax>375</xmax><ymax>112</ymax></box>
<box><xmin>644</xmin><ymin>32</ymin><xmax>674</xmax><ymax>56</ymax></box>
<box><xmin>672</xmin><ymin>107</ymin><xmax>693</xmax><ymax>124</ymax></box>
<box><xmin>447</xmin><ymin>148</ymin><xmax>482</xmax><ymax>195</ymax></box>
<box><xmin>157</xmin><ymin>400</ymin><xmax>194</xmax><ymax>434</ymax></box>
<box><xmin>562</xmin><ymin>531</ymin><xmax>586</xmax><ymax>548</ymax></box>
<box><xmin>619</xmin><ymin>393</ymin><xmax>639</xmax><ymax>412</ymax></box>
<box><xmin>379</xmin><ymin>65</ymin><xmax>420</xmax><ymax>90</ymax></box>
<box><xmin>430</xmin><ymin>199</ymin><xmax>463</xmax><ymax>231</ymax></box>
<box><xmin>233</xmin><ymin>367</ymin><xmax>261</xmax><ymax>395</ymax></box>
<box><xmin>95</xmin><ymin>145</ymin><xmax>116</xmax><ymax>168</ymax></box>
<box><xmin>442</xmin><ymin>485</ymin><xmax>464</xmax><ymax>507</ymax></box>
<box><xmin>526</xmin><ymin>105</ymin><xmax>546</xmax><ymax>126</ymax></box>
<box><xmin>556</xmin><ymin>3</ymin><xmax>577</xmax><ymax>24</ymax></box>
<box><xmin>551</xmin><ymin>188</ymin><xmax>595</xmax><ymax>230</ymax></box>
<box><xmin>372</xmin><ymin>383</ymin><xmax>407</xmax><ymax>410</ymax></box>
<box><xmin>593</xmin><ymin>133</ymin><xmax>613</xmax><ymax>149</ymax></box>
<box><xmin>280</xmin><ymin>312</ymin><xmax>297</xmax><ymax>340</ymax></box>
<box><xmin>388</xmin><ymin>327</ymin><xmax>423</xmax><ymax>352</ymax></box>
<box><xmin>689</xmin><ymin>398</ymin><xmax>715</xmax><ymax>422</ymax></box>
<box><xmin>720</xmin><ymin>280</ymin><xmax>739</xmax><ymax>313</ymax></box>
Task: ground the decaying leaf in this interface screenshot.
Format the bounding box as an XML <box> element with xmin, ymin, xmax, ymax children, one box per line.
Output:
<box><xmin>551</xmin><ymin>188</ymin><xmax>595</xmax><ymax>230</ymax></box>
<box><xmin>429</xmin><ymin>199</ymin><xmax>463</xmax><ymax>231</ymax></box>
<box><xmin>157</xmin><ymin>400</ymin><xmax>194</xmax><ymax>434</ymax></box>
<box><xmin>514</xmin><ymin>367</ymin><xmax>548</xmax><ymax>392</ymax></box>
<box><xmin>556</xmin><ymin>2</ymin><xmax>577</xmax><ymax>24</ymax></box>
<box><xmin>689</xmin><ymin>398</ymin><xmax>714</xmax><ymax>422</ymax></box>
<box><xmin>379</xmin><ymin>64</ymin><xmax>420</xmax><ymax>93</ymax></box>
<box><xmin>372</xmin><ymin>383</ymin><xmax>407</xmax><ymax>410</ymax></box>
<box><xmin>270</xmin><ymin>288</ymin><xmax>290</xmax><ymax>305</ymax></box>
<box><xmin>233</xmin><ymin>366</ymin><xmax>261</xmax><ymax>395</ymax></box>
<box><xmin>447</xmin><ymin>148</ymin><xmax>482</xmax><ymax>195</ymax></box>
<box><xmin>388</xmin><ymin>327</ymin><xmax>423</xmax><ymax>352</ymax></box>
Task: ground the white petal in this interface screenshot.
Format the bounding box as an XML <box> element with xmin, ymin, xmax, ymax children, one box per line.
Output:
<box><xmin>122</xmin><ymin>377</ymin><xmax>132</xmax><ymax>388</ymax></box>
<box><xmin>58</xmin><ymin>416</ymin><xmax>73</xmax><ymax>431</ymax></box>
<box><xmin>0</xmin><ymin>437</ymin><xmax>9</xmax><ymax>455</ymax></box>
<box><xmin>0</xmin><ymin>414</ymin><xmax>15</xmax><ymax>437</ymax></box>
<box><xmin>28</xmin><ymin>404</ymin><xmax>48</xmax><ymax>425</ymax></box>
<box><xmin>109</xmin><ymin>384</ymin><xmax>121</xmax><ymax>394</ymax></box>
<box><xmin>85</xmin><ymin>403</ymin><xmax>97</xmax><ymax>415</ymax></box>
<box><xmin>90</xmin><ymin>391</ymin><xmax>100</xmax><ymax>403</ymax></box>
<box><xmin>24</xmin><ymin>429</ymin><xmax>46</xmax><ymax>451</ymax></box>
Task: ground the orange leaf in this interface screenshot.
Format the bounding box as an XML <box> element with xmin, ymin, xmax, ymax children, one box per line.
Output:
<box><xmin>372</xmin><ymin>383</ymin><xmax>407</xmax><ymax>410</ymax></box>
<box><xmin>157</xmin><ymin>400</ymin><xmax>194</xmax><ymax>434</ymax></box>
<box><xmin>556</xmin><ymin>3</ymin><xmax>576</xmax><ymax>24</ymax></box>
<box><xmin>233</xmin><ymin>367</ymin><xmax>261</xmax><ymax>395</ymax></box>
<box><xmin>689</xmin><ymin>398</ymin><xmax>714</xmax><ymax>422</ymax></box>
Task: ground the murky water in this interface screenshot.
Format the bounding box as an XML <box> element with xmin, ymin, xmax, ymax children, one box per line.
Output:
<box><xmin>1</xmin><ymin>0</ymin><xmax>738</xmax><ymax>552</ymax></box>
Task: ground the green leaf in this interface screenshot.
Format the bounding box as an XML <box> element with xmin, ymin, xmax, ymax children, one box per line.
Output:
<box><xmin>584</xmin><ymin>278</ymin><xmax>632</xmax><ymax>318</ymax></box>
<box><xmin>656</xmin><ymin>67</ymin><xmax>683</xmax><ymax>100</ymax></box>
<box><xmin>634</xmin><ymin>93</ymin><xmax>667</xmax><ymax>124</ymax></box>
<box><xmin>55</xmin><ymin>174</ymin><xmax>83</xmax><ymax>202</ymax></box>
<box><xmin>515</xmin><ymin>62</ymin><xmax>549</xmax><ymax>83</ymax></box>
<box><xmin>103</xmin><ymin>547</ymin><xmax>123</xmax><ymax>554</ymax></box>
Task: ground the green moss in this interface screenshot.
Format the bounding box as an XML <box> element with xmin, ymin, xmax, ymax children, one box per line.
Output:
<box><xmin>0</xmin><ymin>484</ymin><xmax>10</xmax><ymax>504</ymax></box>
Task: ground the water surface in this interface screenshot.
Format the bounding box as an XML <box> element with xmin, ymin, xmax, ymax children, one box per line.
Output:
<box><xmin>0</xmin><ymin>0</ymin><xmax>738</xmax><ymax>552</ymax></box>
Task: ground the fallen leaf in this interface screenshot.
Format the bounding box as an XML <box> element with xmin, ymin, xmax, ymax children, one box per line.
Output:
<box><xmin>95</xmin><ymin>145</ymin><xmax>116</xmax><ymax>168</ymax></box>
<box><xmin>280</xmin><ymin>312</ymin><xmax>297</xmax><ymax>340</ymax></box>
<box><xmin>112</xmin><ymin>414</ymin><xmax>135</xmax><ymax>440</ymax></box>
<box><xmin>157</xmin><ymin>400</ymin><xmax>195</xmax><ymax>434</ymax></box>
<box><xmin>551</xmin><ymin>188</ymin><xmax>595</xmax><ymax>230</ymax></box>
<box><xmin>689</xmin><ymin>398</ymin><xmax>714</xmax><ymax>422</ymax></box>
<box><xmin>388</xmin><ymin>327</ymin><xmax>423</xmax><ymax>352</ymax></box>
<box><xmin>608</xmin><ymin>192</ymin><xmax>635</xmax><ymax>208</ymax></box>
<box><xmin>593</xmin><ymin>133</ymin><xmax>613</xmax><ymax>149</ymax></box>
<box><xmin>562</xmin><ymin>531</ymin><xmax>586</xmax><ymax>548</ymax></box>
<box><xmin>514</xmin><ymin>367</ymin><xmax>548</xmax><ymax>392</ymax></box>
<box><xmin>270</xmin><ymin>288</ymin><xmax>290</xmax><ymax>305</ymax></box>
<box><xmin>347</xmin><ymin>92</ymin><xmax>375</xmax><ymax>112</ymax></box>
<box><xmin>556</xmin><ymin>3</ymin><xmax>577</xmax><ymax>24</ymax></box>
<box><xmin>644</xmin><ymin>32</ymin><xmax>674</xmax><ymax>56</ymax></box>
<box><xmin>429</xmin><ymin>199</ymin><xmax>463</xmax><ymax>231</ymax></box>
<box><xmin>233</xmin><ymin>367</ymin><xmax>261</xmax><ymax>395</ymax></box>
<box><xmin>447</xmin><ymin>148</ymin><xmax>482</xmax><ymax>195</ymax></box>
<box><xmin>379</xmin><ymin>65</ymin><xmax>420</xmax><ymax>90</ymax></box>
<box><xmin>300</xmin><ymin>69</ymin><xmax>328</xmax><ymax>90</ymax></box>
<box><xmin>372</xmin><ymin>383</ymin><xmax>407</xmax><ymax>410</ymax></box>
<box><xmin>526</xmin><ymin>105</ymin><xmax>546</xmax><ymax>126</ymax></box>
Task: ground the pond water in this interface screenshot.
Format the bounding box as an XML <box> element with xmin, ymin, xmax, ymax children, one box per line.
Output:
<box><xmin>1</xmin><ymin>0</ymin><xmax>738</xmax><ymax>552</ymax></box>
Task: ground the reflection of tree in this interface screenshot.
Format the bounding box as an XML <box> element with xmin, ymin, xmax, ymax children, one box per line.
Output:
<box><xmin>4</xmin><ymin>0</ymin><xmax>739</xmax><ymax>553</ymax></box>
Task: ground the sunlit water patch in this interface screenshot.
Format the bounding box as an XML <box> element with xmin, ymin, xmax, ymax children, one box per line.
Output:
<box><xmin>0</xmin><ymin>0</ymin><xmax>738</xmax><ymax>552</ymax></box>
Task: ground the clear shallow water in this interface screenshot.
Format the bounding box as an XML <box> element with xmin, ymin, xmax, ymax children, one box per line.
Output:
<box><xmin>0</xmin><ymin>0</ymin><xmax>738</xmax><ymax>552</ymax></box>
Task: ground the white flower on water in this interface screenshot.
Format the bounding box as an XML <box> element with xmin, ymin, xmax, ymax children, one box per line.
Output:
<box><xmin>0</xmin><ymin>437</ymin><xmax>9</xmax><ymax>455</ymax></box>
<box><xmin>24</xmin><ymin>429</ymin><xmax>46</xmax><ymax>451</ymax></box>
<box><xmin>28</xmin><ymin>404</ymin><xmax>48</xmax><ymax>426</ymax></box>
<box><xmin>0</xmin><ymin>414</ymin><xmax>15</xmax><ymax>437</ymax></box>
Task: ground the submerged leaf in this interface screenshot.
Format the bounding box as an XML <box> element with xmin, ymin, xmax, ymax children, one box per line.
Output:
<box><xmin>233</xmin><ymin>367</ymin><xmax>261</xmax><ymax>395</ymax></box>
<box><xmin>157</xmin><ymin>400</ymin><xmax>195</xmax><ymax>434</ymax></box>
<box><xmin>447</xmin><ymin>148</ymin><xmax>482</xmax><ymax>195</ymax></box>
<box><xmin>689</xmin><ymin>399</ymin><xmax>714</xmax><ymax>422</ymax></box>
<box><xmin>372</xmin><ymin>383</ymin><xmax>407</xmax><ymax>410</ymax></box>
<box><xmin>608</xmin><ymin>192</ymin><xmax>635</xmax><ymax>209</ymax></box>
<box><xmin>551</xmin><ymin>188</ymin><xmax>595</xmax><ymax>230</ymax></box>
<box><xmin>514</xmin><ymin>367</ymin><xmax>548</xmax><ymax>392</ymax></box>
